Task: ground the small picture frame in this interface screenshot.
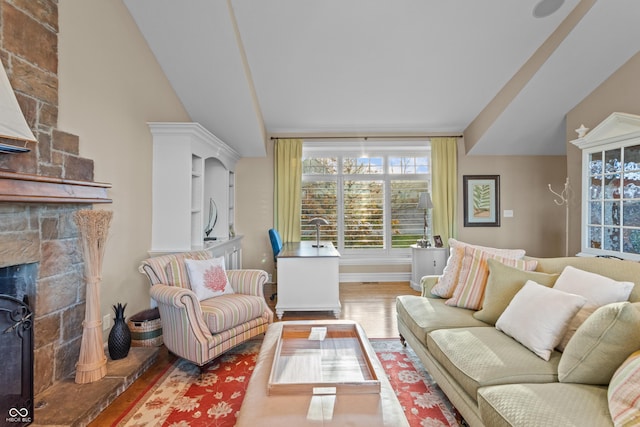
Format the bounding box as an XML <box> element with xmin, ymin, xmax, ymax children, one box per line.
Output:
<box><xmin>463</xmin><ymin>175</ymin><xmax>500</xmax><ymax>227</ymax></box>
<box><xmin>433</xmin><ymin>235</ymin><xmax>443</xmax><ymax>248</ymax></box>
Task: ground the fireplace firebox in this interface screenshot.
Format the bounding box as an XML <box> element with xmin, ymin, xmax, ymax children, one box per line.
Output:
<box><xmin>0</xmin><ymin>264</ymin><xmax>36</xmax><ymax>427</ymax></box>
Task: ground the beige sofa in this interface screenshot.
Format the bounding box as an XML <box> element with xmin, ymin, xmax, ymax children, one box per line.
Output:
<box><xmin>396</xmin><ymin>256</ymin><xmax>640</xmax><ymax>427</ymax></box>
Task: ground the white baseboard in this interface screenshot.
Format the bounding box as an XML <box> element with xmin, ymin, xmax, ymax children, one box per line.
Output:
<box><xmin>339</xmin><ymin>272</ymin><xmax>411</xmax><ymax>283</ymax></box>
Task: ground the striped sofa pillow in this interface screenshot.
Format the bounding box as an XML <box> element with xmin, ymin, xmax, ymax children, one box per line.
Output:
<box><xmin>445</xmin><ymin>246</ymin><xmax>537</xmax><ymax>310</ymax></box>
<box><xmin>608</xmin><ymin>350</ymin><xmax>640</xmax><ymax>426</ymax></box>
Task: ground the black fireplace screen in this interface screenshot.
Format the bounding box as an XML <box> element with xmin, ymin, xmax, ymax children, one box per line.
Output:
<box><xmin>0</xmin><ymin>294</ymin><xmax>34</xmax><ymax>427</ymax></box>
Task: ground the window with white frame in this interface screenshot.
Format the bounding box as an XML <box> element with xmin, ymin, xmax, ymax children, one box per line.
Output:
<box><xmin>301</xmin><ymin>140</ymin><xmax>431</xmax><ymax>257</ymax></box>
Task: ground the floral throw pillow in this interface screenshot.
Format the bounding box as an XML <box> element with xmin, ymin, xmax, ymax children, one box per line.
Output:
<box><xmin>184</xmin><ymin>257</ymin><xmax>234</xmax><ymax>301</ymax></box>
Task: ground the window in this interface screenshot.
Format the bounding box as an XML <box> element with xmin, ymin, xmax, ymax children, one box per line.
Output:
<box><xmin>301</xmin><ymin>140</ymin><xmax>430</xmax><ymax>257</ymax></box>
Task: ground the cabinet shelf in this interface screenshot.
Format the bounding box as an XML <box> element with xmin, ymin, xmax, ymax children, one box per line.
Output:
<box><xmin>150</xmin><ymin>122</ymin><xmax>240</xmax><ymax>255</ymax></box>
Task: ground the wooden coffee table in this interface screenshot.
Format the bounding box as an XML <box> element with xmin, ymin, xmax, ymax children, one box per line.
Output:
<box><xmin>236</xmin><ymin>320</ymin><xmax>409</xmax><ymax>427</ymax></box>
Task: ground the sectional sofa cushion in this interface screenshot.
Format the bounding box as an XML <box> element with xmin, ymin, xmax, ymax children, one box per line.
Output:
<box><xmin>445</xmin><ymin>247</ymin><xmax>537</xmax><ymax>310</ymax></box>
<box><xmin>496</xmin><ymin>281</ymin><xmax>586</xmax><ymax>361</ymax></box>
<box><xmin>427</xmin><ymin>327</ymin><xmax>560</xmax><ymax>401</ymax></box>
<box><xmin>608</xmin><ymin>350</ymin><xmax>640</xmax><ymax>427</ymax></box>
<box><xmin>431</xmin><ymin>238</ymin><xmax>526</xmax><ymax>298</ymax></box>
<box><xmin>474</xmin><ymin>259</ymin><xmax>559</xmax><ymax>325</ymax></box>
<box><xmin>478</xmin><ymin>383</ymin><xmax>611</xmax><ymax>427</ymax></box>
<box><xmin>200</xmin><ymin>293</ymin><xmax>266</xmax><ymax>333</ymax></box>
<box><xmin>396</xmin><ymin>295</ymin><xmax>486</xmax><ymax>347</ymax></box>
<box><xmin>559</xmin><ymin>302</ymin><xmax>640</xmax><ymax>385</ymax></box>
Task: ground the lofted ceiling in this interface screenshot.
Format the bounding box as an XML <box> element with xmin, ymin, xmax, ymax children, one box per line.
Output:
<box><xmin>123</xmin><ymin>0</ymin><xmax>640</xmax><ymax>158</ymax></box>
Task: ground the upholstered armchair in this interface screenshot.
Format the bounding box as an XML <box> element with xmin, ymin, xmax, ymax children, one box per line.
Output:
<box><xmin>139</xmin><ymin>250</ymin><xmax>273</xmax><ymax>368</ymax></box>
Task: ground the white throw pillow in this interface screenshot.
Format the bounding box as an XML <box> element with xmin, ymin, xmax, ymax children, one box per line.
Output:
<box><xmin>554</xmin><ymin>266</ymin><xmax>634</xmax><ymax>351</ymax></box>
<box><xmin>184</xmin><ymin>257</ymin><xmax>234</xmax><ymax>301</ymax></box>
<box><xmin>496</xmin><ymin>281</ymin><xmax>587</xmax><ymax>361</ymax></box>
<box><xmin>553</xmin><ymin>266</ymin><xmax>634</xmax><ymax>306</ymax></box>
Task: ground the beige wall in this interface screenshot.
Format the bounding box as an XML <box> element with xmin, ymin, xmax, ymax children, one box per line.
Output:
<box><xmin>236</xmin><ymin>140</ymin><xmax>275</xmax><ymax>274</ymax></box>
<box><xmin>57</xmin><ymin>0</ymin><xmax>190</xmax><ymax>335</ymax></box>
<box><xmin>240</xmin><ymin>51</ymin><xmax>640</xmax><ymax>268</ymax></box>
<box><xmin>457</xmin><ymin>140</ymin><xmax>567</xmax><ymax>257</ymax></box>
<box><xmin>56</xmin><ymin>3</ymin><xmax>640</xmax><ymax>305</ymax></box>
<box><xmin>566</xmin><ymin>52</ymin><xmax>640</xmax><ymax>255</ymax></box>
<box><xmin>236</xmin><ymin>139</ymin><xmax>569</xmax><ymax>280</ymax></box>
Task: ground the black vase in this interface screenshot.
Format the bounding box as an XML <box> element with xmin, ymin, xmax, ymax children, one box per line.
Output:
<box><xmin>108</xmin><ymin>303</ymin><xmax>131</xmax><ymax>360</ymax></box>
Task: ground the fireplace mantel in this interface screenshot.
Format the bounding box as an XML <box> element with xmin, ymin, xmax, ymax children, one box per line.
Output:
<box><xmin>0</xmin><ymin>170</ymin><xmax>111</xmax><ymax>203</ymax></box>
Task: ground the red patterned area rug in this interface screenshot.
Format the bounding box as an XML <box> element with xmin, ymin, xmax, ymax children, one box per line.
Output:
<box><xmin>112</xmin><ymin>338</ymin><xmax>462</xmax><ymax>427</ymax></box>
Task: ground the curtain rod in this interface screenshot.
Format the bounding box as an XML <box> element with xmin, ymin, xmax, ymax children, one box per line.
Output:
<box><xmin>269</xmin><ymin>133</ymin><xmax>463</xmax><ymax>141</ymax></box>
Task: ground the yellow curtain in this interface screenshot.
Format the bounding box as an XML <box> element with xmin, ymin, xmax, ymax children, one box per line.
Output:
<box><xmin>274</xmin><ymin>138</ymin><xmax>302</xmax><ymax>242</ymax></box>
<box><xmin>431</xmin><ymin>137</ymin><xmax>458</xmax><ymax>244</ymax></box>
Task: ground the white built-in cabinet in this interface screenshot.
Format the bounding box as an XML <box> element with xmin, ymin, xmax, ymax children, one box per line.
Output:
<box><xmin>571</xmin><ymin>112</ymin><xmax>640</xmax><ymax>261</ymax></box>
<box><xmin>149</xmin><ymin>122</ymin><xmax>243</xmax><ymax>268</ymax></box>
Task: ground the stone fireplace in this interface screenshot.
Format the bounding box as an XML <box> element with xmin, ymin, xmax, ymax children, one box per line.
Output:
<box><xmin>1</xmin><ymin>200</ymin><xmax>108</xmax><ymax>397</ymax></box>
<box><xmin>0</xmin><ymin>263</ymin><xmax>36</xmax><ymax>427</ymax></box>
<box><xmin>0</xmin><ymin>0</ymin><xmax>111</xmax><ymax>402</ymax></box>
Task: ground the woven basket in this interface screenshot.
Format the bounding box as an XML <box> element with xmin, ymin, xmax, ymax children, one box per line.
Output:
<box><xmin>128</xmin><ymin>308</ymin><xmax>163</xmax><ymax>347</ymax></box>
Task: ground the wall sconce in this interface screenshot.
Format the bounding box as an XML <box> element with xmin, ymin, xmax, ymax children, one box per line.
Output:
<box><xmin>309</xmin><ymin>217</ymin><xmax>329</xmax><ymax>248</ymax></box>
<box><xmin>417</xmin><ymin>192</ymin><xmax>433</xmax><ymax>248</ymax></box>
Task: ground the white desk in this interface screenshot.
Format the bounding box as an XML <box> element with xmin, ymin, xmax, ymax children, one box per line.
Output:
<box><xmin>275</xmin><ymin>241</ymin><xmax>341</xmax><ymax>319</ymax></box>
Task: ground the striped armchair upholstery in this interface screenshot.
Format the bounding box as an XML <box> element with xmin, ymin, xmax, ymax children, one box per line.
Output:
<box><xmin>139</xmin><ymin>251</ymin><xmax>273</xmax><ymax>367</ymax></box>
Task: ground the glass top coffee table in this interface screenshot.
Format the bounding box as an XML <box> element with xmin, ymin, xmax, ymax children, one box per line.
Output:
<box><xmin>236</xmin><ymin>320</ymin><xmax>409</xmax><ymax>427</ymax></box>
<box><xmin>268</xmin><ymin>322</ymin><xmax>381</xmax><ymax>395</ymax></box>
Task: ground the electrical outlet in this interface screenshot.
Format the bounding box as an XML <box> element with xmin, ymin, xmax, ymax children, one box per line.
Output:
<box><xmin>103</xmin><ymin>314</ymin><xmax>111</xmax><ymax>330</ymax></box>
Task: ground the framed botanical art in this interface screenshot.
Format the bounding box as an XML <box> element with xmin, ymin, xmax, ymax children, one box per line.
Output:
<box><xmin>463</xmin><ymin>175</ymin><xmax>500</xmax><ymax>227</ymax></box>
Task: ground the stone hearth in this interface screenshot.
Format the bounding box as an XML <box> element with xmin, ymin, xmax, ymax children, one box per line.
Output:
<box><xmin>31</xmin><ymin>347</ymin><xmax>159</xmax><ymax>427</ymax></box>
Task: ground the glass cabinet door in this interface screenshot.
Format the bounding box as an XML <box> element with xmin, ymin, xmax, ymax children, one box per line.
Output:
<box><xmin>586</xmin><ymin>144</ymin><xmax>640</xmax><ymax>256</ymax></box>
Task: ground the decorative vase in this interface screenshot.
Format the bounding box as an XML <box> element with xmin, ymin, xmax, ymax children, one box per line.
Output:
<box><xmin>108</xmin><ymin>303</ymin><xmax>131</xmax><ymax>360</ymax></box>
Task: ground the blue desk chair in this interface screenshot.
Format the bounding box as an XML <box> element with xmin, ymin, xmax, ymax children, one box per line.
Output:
<box><xmin>268</xmin><ymin>228</ymin><xmax>283</xmax><ymax>301</ymax></box>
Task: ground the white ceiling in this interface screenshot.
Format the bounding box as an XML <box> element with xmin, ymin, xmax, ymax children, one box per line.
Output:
<box><xmin>123</xmin><ymin>0</ymin><xmax>640</xmax><ymax>157</ymax></box>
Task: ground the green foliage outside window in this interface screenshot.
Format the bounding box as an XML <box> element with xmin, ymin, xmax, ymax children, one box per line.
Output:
<box><xmin>301</xmin><ymin>153</ymin><xmax>430</xmax><ymax>250</ymax></box>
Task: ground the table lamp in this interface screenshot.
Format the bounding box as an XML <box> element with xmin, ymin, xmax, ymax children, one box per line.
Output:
<box><xmin>309</xmin><ymin>217</ymin><xmax>329</xmax><ymax>248</ymax></box>
<box><xmin>417</xmin><ymin>192</ymin><xmax>433</xmax><ymax>247</ymax></box>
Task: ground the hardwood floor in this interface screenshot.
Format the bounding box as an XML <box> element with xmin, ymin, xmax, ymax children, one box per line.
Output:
<box><xmin>89</xmin><ymin>282</ymin><xmax>419</xmax><ymax>426</ymax></box>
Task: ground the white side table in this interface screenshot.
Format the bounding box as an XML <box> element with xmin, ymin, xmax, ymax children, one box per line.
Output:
<box><xmin>410</xmin><ymin>245</ymin><xmax>448</xmax><ymax>292</ymax></box>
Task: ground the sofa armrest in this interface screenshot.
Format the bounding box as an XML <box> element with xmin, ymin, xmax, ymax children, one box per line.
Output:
<box><xmin>420</xmin><ymin>275</ymin><xmax>443</xmax><ymax>298</ymax></box>
<box><xmin>227</xmin><ymin>269</ymin><xmax>268</xmax><ymax>297</ymax></box>
<box><xmin>149</xmin><ymin>284</ymin><xmax>213</xmax><ymax>364</ymax></box>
